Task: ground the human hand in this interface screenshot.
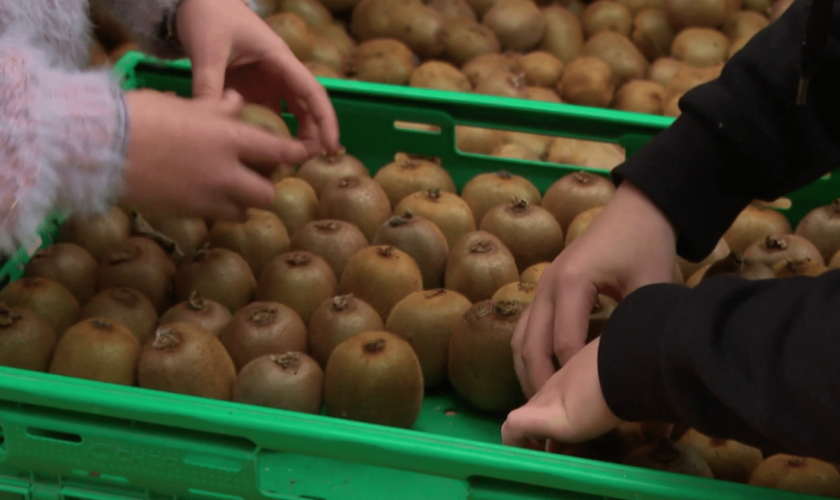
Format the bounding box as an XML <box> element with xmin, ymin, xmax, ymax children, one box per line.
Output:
<box><xmin>175</xmin><ymin>0</ymin><xmax>340</xmax><ymax>156</ymax></box>
<box><xmin>512</xmin><ymin>181</ymin><xmax>678</xmax><ymax>399</ymax></box>
<box><xmin>502</xmin><ymin>338</ymin><xmax>621</xmax><ymax>449</ymax></box>
<box><xmin>120</xmin><ymin>89</ymin><xmax>311</xmax><ymax>221</ymax></box>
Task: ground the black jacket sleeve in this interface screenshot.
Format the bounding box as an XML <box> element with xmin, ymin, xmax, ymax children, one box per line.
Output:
<box><xmin>611</xmin><ymin>0</ymin><xmax>840</xmax><ymax>262</ymax></box>
<box><xmin>599</xmin><ymin>272</ymin><xmax>840</xmax><ymax>462</ymax></box>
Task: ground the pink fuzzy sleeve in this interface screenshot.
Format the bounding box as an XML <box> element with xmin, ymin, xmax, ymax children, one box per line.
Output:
<box><xmin>0</xmin><ymin>38</ymin><xmax>127</xmax><ymax>253</ymax></box>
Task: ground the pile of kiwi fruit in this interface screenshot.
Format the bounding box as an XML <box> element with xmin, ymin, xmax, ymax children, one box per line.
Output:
<box><xmin>6</xmin><ymin>97</ymin><xmax>840</xmax><ymax>496</ymax></box>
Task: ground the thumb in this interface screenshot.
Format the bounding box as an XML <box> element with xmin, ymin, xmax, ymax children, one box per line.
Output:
<box><xmin>502</xmin><ymin>404</ymin><xmax>572</xmax><ymax>448</ymax></box>
<box><xmin>191</xmin><ymin>48</ymin><xmax>230</xmax><ymax>100</ymax></box>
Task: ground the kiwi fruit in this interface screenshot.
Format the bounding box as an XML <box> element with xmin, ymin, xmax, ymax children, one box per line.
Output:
<box><xmin>539</xmin><ymin>5</ymin><xmax>585</xmax><ymax>64</ymax></box>
<box><xmin>794</xmin><ymin>199</ymin><xmax>840</xmax><ymax>262</ymax></box>
<box><xmin>678</xmin><ymin>237</ymin><xmax>730</xmax><ymax>279</ymax></box>
<box><xmin>239</xmin><ymin>103</ymin><xmax>292</xmax><ymax>137</ymax></box>
<box><xmin>749</xmin><ymin>455</ymin><xmax>840</xmax><ymax>497</ymax></box>
<box><xmin>768</xmin><ymin>0</ymin><xmax>794</xmax><ymax>23</ymax></box>
<box><xmin>160</xmin><ymin>291</ymin><xmax>232</xmax><ymax>336</ymax></box>
<box><xmin>743</xmin><ymin>0</ymin><xmax>771</xmax><ymax>11</ymax></box>
<box><xmin>480</xmin><ymin>198</ymin><xmax>564</xmax><ymax>272</ymax></box>
<box><xmin>664</xmin><ymin>63</ymin><xmax>723</xmax><ymax>102</ymax></box>
<box><xmin>461</xmin><ymin>171</ymin><xmax>541</xmax><ymax>225</ymax></box>
<box><xmin>624</xmin><ymin>439</ymin><xmax>714</xmax><ymax>477</ymax></box>
<box><xmin>582</xmin><ymin>1</ymin><xmax>633</xmax><ymax>37</ymax></box>
<box><xmin>583</xmin><ymin>31</ymin><xmax>649</xmax><ymax>83</ymax></box>
<box><xmin>138</xmin><ymin>323</ymin><xmax>237</xmax><ymax>400</ymax></box>
<box><xmin>256</xmin><ymin>251</ymin><xmax>338</xmax><ymax>324</ymax></box>
<box><xmin>524</xmin><ymin>87</ymin><xmax>562</xmax><ymax>102</ymax></box>
<box><xmin>502</xmin><ymin>133</ymin><xmax>554</xmax><ymax>159</ymax></box>
<box><xmin>207</xmin><ymin>209</ymin><xmax>290</xmax><ymax>278</ymax></box>
<box><xmin>632</xmin><ymin>8</ymin><xmax>675</xmax><ymax>59</ymax></box>
<box><xmin>266</xmin><ymin>12</ymin><xmax>315</xmax><ymax>61</ymax></box>
<box><xmin>321</xmin><ymin>0</ymin><xmax>364</xmax><ymax>14</ymax></box>
<box><xmin>96</xmin><ymin>236</ymin><xmax>176</xmax><ymax>313</ymax></box>
<box><xmin>339</xmin><ymin>245</ymin><xmax>423</xmax><ymax>320</ymax></box>
<box><xmin>663</xmin><ymin>0</ymin><xmax>728</xmax><ymax>30</ymax></box>
<box><xmin>233</xmin><ymin>352</ymin><xmax>323</xmax><ymax>413</ymax></box>
<box><xmin>308</xmin><ymin>294</ymin><xmax>384</xmax><ymax>367</ymax></box>
<box><xmin>24</xmin><ymin>243</ymin><xmax>97</xmax><ymax>305</ymax></box>
<box><xmin>565</xmin><ymin>206</ymin><xmax>604</xmax><ymax>246</ymax></box>
<box><xmin>324</xmin><ymin>330</ymin><xmax>423</xmax><ymax>428</ymax></box>
<box><xmin>387</xmin><ymin>3</ymin><xmax>447</xmax><ymax>59</ymax></box>
<box><xmin>686</xmin><ymin>251</ymin><xmax>775</xmax><ymax>286</ymax></box>
<box><xmin>310</xmin><ymin>36</ymin><xmax>348</xmax><ymax>75</ymax></box>
<box><xmin>543</xmin><ymin>171</ymin><xmax>616</xmax><ymax>232</ymax></box>
<box><xmin>306</xmin><ymin>60</ymin><xmax>344</xmax><ymax>77</ymax></box>
<box><xmin>271</xmin><ymin>178</ymin><xmax>320</xmax><ymax>237</ymax></box>
<box><xmin>373</xmin><ymin>154</ymin><xmax>457</xmax><ymax>208</ymax></box>
<box><xmin>80</xmin><ymin>288</ymin><xmax>158</xmax><ymax>345</ymax></box>
<box><xmin>723</xmin><ymin>11</ymin><xmax>768</xmax><ymax>41</ymax></box>
<box><xmin>744</xmin><ymin>234</ymin><xmax>824</xmax><ymax>269</ymax></box>
<box><xmin>723</xmin><ymin>204</ymin><xmax>792</xmax><ymax>254</ymax></box>
<box><xmin>140</xmin><ymin>214</ymin><xmax>209</xmax><ymax>263</ymax></box>
<box><xmin>671</xmin><ymin>27</ymin><xmax>730</xmax><ymax>67</ymax></box>
<box><xmin>313</xmin><ymin>23</ymin><xmax>356</xmax><ymax>57</ymax></box>
<box><xmin>429</xmin><ymin>0</ymin><xmax>477</xmax><ymax>21</ymax></box>
<box><xmin>0</xmin><ymin>277</ymin><xmax>80</xmax><ymax>338</ymax></box>
<box><xmin>612</xmin><ymin>80</ymin><xmax>665</xmax><ymax>114</ymax></box>
<box><xmin>482</xmin><ymin>0</ymin><xmax>545</xmax><ymax>52</ymax></box>
<box><xmin>519</xmin><ymin>51</ymin><xmax>564</xmax><ymax>88</ymax></box>
<box><xmin>348</xmin><ymin>39</ymin><xmax>418</xmax><ymax>85</ymax></box>
<box><xmin>277</xmin><ymin>0</ymin><xmax>333</xmax><ymax>26</ymax></box>
<box><xmin>492</xmin><ymin>143</ymin><xmax>542</xmax><ymax>160</ymax></box>
<box><xmin>474</xmin><ymin>70</ymin><xmax>528</xmax><ymax>98</ymax></box>
<box><xmin>456</xmin><ymin>125</ymin><xmax>507</xmax><ymax>155</ymax></box>
<box><xmin>443</xmin><ymin>19</ymin><xmax>501</xmax><ymax>66</ymax></box>
<box><xmin>175</xmin><ymin>245</ymin><xmax>256</xmax><ymax>314</ymax></box>
<box><xmin>57</xmin><ymin>205</ymin><xmax>130</xmax><ymax>259</ymax></box>
<box><xmin>394</xmin><ymin>189</ymin><xmax>477</xmax><ymax>249</ymax></box>
<box><xmin>462</xmin><ymin>52</ymin><xmax>521</xmax><ymax>86</ymax></box>
<box><xmin>445</xmin><ymin>230</ymin><xmax>520</xmax><ymax>302</ymax></box>
<box><xmin>386</xmin><ymin>288</ymin><xmax>472</xmax><ymax>387</ymax></box>
<box><xmin>372</xmin><ymin>212</ymin><xmax>450</xmax><ymax>289</ymax></box>
<box><xmin>0</xmin><ymin>304</ymin><xmax>56</xmax><ymax>371</ymax></box>
<box><xmin>520</xmin><ymin>262</ymin><xmax>550</xmax><ymax>284</ymax></box>
<box><xmin>351</xmin><ymin>0</ymin><xmax>416</xmax><ymax>40</ymax></box>
<box><xmin>409</xmin><ymin>61</ymin><xmax>472</xmax><ymax>92</ymax></box>
<box><xmin>49</xmin><ymin>318</ymin><xmax>140</xmax><ymax>385</ymax></box>
<box><xmin>587</xmin><ymin>294</ymin><xmax>618</xmax><ymax>342</ymax></box>
<box><xmin>677</xmin><ymin>429</ymin><xmax>763</xmax><ymax>483</ymax></box>
<box><xmin>491</xmin><ymin>280</ymin><xmax>536</xmax><ymax>304</ymax></box>
<box><xmin>298</xmin><ymin>150</ymin><xmax>369</xmax><ymax>197</ymax></box>
<box><xmin>728</xmin><ymin>36</ymin><xmax>750</xmax><ymax>59</ymax></box>
<box><xmin>546</xmin><ymin>138</ymin><xmax>627</xmax><ymax>170</ymax></box>
<box><xmin>289</xmin><ymin>220</ymin><xmax>369</xmax><ymax>278</ymax></box>
<box><xmin>617</xmin><ymin>0</ymin><xmax>664</xmax><ymax>15</ymax></box>
<box><xmin>218</xmin><ymin>302</ymin><xmax>308</xmax><ymax>370</ymax></box>
<box><xmin>557</xmin><ymin>56</ymin><xmax>616</xmax><ymax>107</ymax></box>
<box><xmin>448</xmin><ymin>300</ymin><xmax>524</xmax><ymax>411</ymax></box>
<box><xmin>772</xmin><ymin>258</ymin><xmax>828</xmax><ymax>278</ymax></box>
<box><xmin>648</xmin><ymin>57</ymin><xmax>687</xmax><ymax>88</ymax></box>
<box><xmin>318</xmin><ymin>176</ymin><xmax>392</xmax><ymax>242</ymax></box>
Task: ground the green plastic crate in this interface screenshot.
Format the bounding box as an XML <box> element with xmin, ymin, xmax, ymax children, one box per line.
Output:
<box><xmin>0</xmin><ymin>51</ymin><xmax>836</xmax><ymax>500</ymax></box>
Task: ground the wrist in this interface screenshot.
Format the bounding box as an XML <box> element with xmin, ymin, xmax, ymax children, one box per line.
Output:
<box><xmin>610</xmin><ymin>180</ymin><xmax>679</xmax><ymax>248</ymax></box>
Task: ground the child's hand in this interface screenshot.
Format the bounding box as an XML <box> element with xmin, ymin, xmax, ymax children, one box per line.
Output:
<box><xmin>121</xmin><ymin>89</ymin><xmax>308</xmax><ymax>221</ymax></box>
<box><xmin>175</xmin><ymin>0</ymin><xmax>340</xmax><ymax>157</ymax></box>
<box><xmin>501</xmin><ymin>338</ymin><xmax>622</xmax><ymax>450</ymax></box>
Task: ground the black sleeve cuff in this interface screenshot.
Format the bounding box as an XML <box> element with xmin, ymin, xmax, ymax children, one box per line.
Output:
<box><xmin>598</xmin><ymin>283</ymin><xmax>689</xmax><ymax>423</ymax></box>
<box><xmin>611</xmin><ymin>114</ymin><xmax>753</xmax><ymax>262</ymax></box>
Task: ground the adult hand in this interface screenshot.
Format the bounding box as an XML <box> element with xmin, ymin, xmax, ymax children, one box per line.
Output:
<box><xmin>121</xmin><ymin>89</ymin><xmax>310</xmax><ymax>221</ymax></box>
<box><xmin>502</xmin><ymin>338</ymin><xmax>621</xmax><ymax>449</ymax></box>
<box><xmin>175</xmin><ymin>0</ymin><xmax>340</xmax><ymax>157</ymax></box>
<box><xmin>511</xmin><ymin>181</ymin><xmax>678</xmax><ymax>399</ymax></box>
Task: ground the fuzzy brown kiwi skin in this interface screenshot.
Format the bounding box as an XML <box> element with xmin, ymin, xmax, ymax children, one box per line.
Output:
<box><xmin>138</xmin><ymin>323</ymin><xmax>237</xmax><ymax>400</ymax></box>
<box><xmin>491</xmin><ymin>281</ymin><xmax>536</xmax><ymax>305</ymax></box>
<box><xmin>319</xmin><ymin>176</ymin><xmax>393</xmax><ymax>243</ymax></box>
<box><xmin>297</xmin><ymin>151</ymin><xmax>370</xmax><ymax>197</ymax></box>
<box><xmin>95</xmin><ymin>236</ymin><xmax>176</xmax><ymax>314</ymax></box>
<box><xmin>0</xmin><ymin>277</ymin><xmax>80</xmax><ymax>339</ymax></box>
<box><xmin>373</xmin><ymin>154</ymin><xmax>457</xmax><ymax>208</ymax></box>
<box><xmin>324</xmin><ymin>330</ymin><xmax>424</xmax><ymax>428</ymax></box>
<box><xmin>347</xmin><ymin>39</ymin><xmax>418</xmax><ymax>86</ymax></box>
<box><xmin>290</xmin><ymin>220</ymin><xmax>369</xmax><ymax>278</ymax></box>
<box><xmin>233</xmin><ymin>352</ymin><xmax>324</xmax><ymax>414</ymax></box>
<box><xmin>461</xmin><ymin>171</ymin><xmax>542</xmax><ymax>226</ymax></box>
<box><xmin>743</xmin><ymin>234</ymin><xmax>825</xmax><ymax>269</ymax></box>
<box><xmin>678</xmin><ymin>238</ymin><xmax>730</xmax><ymax>279</ymax></box>
<box><xmin>159</xmin><ymin>291</ymin><xmax>232</xmax><ymax>336</ymax></box>
<box><xmin>543</xmin><ymin>171</ymin><xmax>616</xmax><ymax>232</ymax></box>
<box><xmin>443</xmin><ymin>19</ymin><xmax>501</xmax><ymax>67</ymax></box>
<box><xmin>25</xmin><ymin>243</ymin><xmax>98</xmax><ymax>306</ymax></box>
<box><xmin>749</xmin><ymin>454</ymin><xmax>840</xmax><ymax>497</ymax></box>
<box><xmin>386</xmin><ymin>289</ymin><xmax>472</xmax><ymax>388</ymax></box>
<box><xmin>678</xmin><ymin>428</ymin><xmax>763</xmax><ymax>483</ymax></box>
<box><xmin>445</xmin><ymin>231</ymin><xmax>520</xmax><ymax>303</ymax></box>
<box><xmin>175</xmin><ymin>245</ymin><xmax>256</xmax><ymax>314</ymax></box>
<box><xmin>308</xmin><ymin>294</ymin><xmax>385</xmax><ymax>368</ymax></box>
<box><xmin>539</xmin><ymin>5</ymin><xmax>584</xmax><ymax>65</ymax></box>
<box><xmin>49</xmin><ymin>318</ymin><xmax>140</xmax><ymax>385</ymax></box>
<box><xmin>206</xmin><ymin>209</ymin><xmax>291</xmax><ymax>279</ymax></box>
<box><xmin>218</xmin><ymin>302</ymin><xmax>308</xmax><ymax>371</ymax></box>
<box><xmin>80</xmin><ymin>288</ymin><xmax>159</xmax><ymax>346</ymax></box>
<box><xmin>557</xmin><ymin>56</ymin><xmax>616</xmax><ymax>108</ymax></box>
<box><xmin>582</xmin><ymin>31</ymin><xmax>648</xmax><ymax>84</ymax></box>
<box><xmin>57</xmin><ymin>205</ymin><xmax>131</xmax><ymax>259</ymax></box>
<box><xmin>794</xmin><ymin>199</ymin><xmax>840</xmax><ymax>262</ymax></box>
<box><xmin>448</xmin><ymin>300</ymin><xmax>525</xmax><ymax>412</ymax></box>
<box><xmin>520</xmin><ymin>262</ymin><xmax>550</xmax><ymax>285</ymax></box>
<box><xmin>271</xmin><ymin>178</ymin><xmax>320</xmax><ymax>237</ymax></box>
<box><xmin>582</xmin><ymin>0</ymin><xmax>633</xmax><ymax>38</ymax></box>
<box><xmin>394</xmin><ymin>189</ymin><xmax>477</xmax><ymax>250</ymax></box>
<box><xmin>373</xmin><ymin>212</ymin><xmax>450</xmax><ymax>289</ymax></box>
<box><xmin>723</xmin><ymin>204</ymin><xmax>792</xmax><ymax>254</ymax></box>
<box><xmin>140</xmin><ymin>214</ymin><xmax>209</xmax><ymax>264</ymax></box>
<box><xmin>623</xmin><ymin>439</ymin><xmax>714</xmax><ymax>478</ymax></box>
<box><xmin>480</xmin><ymin>198</ymin><xmax>565</xmax><ymax>272</ymax></box>
<box><xmin>256</xmin><ymin>251</ymin><xmax>338</xmax><ymax>325</ymax></box>
<box><xmin>482</xmin><ymin>0</ymin><xmax>546</xmax><ymax>52</ymax></box>
<box><xmin>339</xmin><ymin>245</ymin><xmax>424</xmax><ymax>321</ymax></box>
<box><xmin>0</xmin><ymin>303</ymin><xmax>56</xmax><ymax>371</ymax></box>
